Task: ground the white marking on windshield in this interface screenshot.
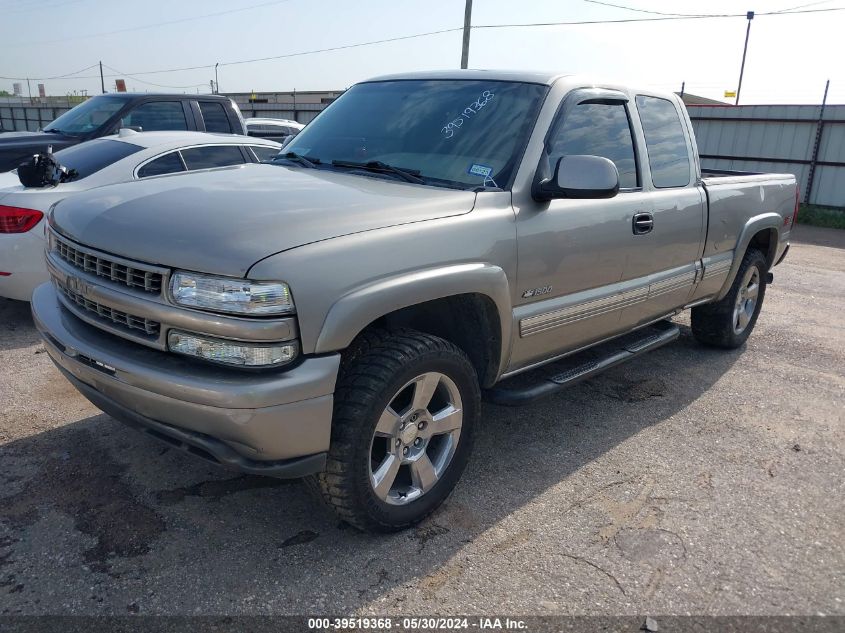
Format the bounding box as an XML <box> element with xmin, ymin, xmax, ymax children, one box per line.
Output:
<box><xmin>441</xmin><ymin>90</ymin><xmax>495</xmax><ymax>139</ymax></box>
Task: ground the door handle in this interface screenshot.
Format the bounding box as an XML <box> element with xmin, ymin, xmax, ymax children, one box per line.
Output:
<box><xmin>632</xmin><ymin>212</ymin><xmax>654</xmax><ymax>235</ymax></box>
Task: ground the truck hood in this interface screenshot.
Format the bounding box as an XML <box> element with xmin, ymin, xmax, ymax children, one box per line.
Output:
<box><xmin>50</xmin><ymin>163</ymin><xmax>477</xmax><ymax>276</ymax></box>
<box><xmin>0</xmin><ymin>131</ymin><xmax>78</xmax><ymax>172</ymax></box>
<box><xmin>0</xmin><ymin>130</ymin><xmax>78</xmax><ymax>146</ymax></box>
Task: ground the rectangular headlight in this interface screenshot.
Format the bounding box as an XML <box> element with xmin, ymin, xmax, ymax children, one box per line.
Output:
<box><xmin>168</xmin><ymin>330</ymin><xmax>298</xmax><ymax>368</ymax></box>
<box><xmin>170</xmin><ymin>272</ymin><xmax>293</xmax><ymax>315</ymax></box>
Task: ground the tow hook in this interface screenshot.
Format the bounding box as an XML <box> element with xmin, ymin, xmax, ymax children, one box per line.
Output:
<box><xmin>766</xmin><ymin>272</ymin><xmax>774</xmax><ymax>284</ymax></box>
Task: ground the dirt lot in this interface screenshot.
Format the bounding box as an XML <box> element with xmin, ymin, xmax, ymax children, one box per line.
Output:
<box><xmin>0</xmin><ymin>225</ymin><xmax>843</xmax><ymax>616</ymax></box>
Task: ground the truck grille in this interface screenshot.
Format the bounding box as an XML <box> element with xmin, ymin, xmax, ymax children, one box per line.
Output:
<box><xmin>58</xmin><ymin>282</ymin><xmax>161</xmax><ymax>337</ymax></box>
<box><xmin>53</xmin><ymin>233</ymin><xmax>163</xmax><ymax>294</ymax></box>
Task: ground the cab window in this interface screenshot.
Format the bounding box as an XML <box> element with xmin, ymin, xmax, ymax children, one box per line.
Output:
<box><xmin>635</xmin><ymin>96</ymin><xmax>691</xmax><ymax>188</ymax></box>
<box><xmin>199</xmin><ymin>101</ymin><xmax>232</xmax><ymax>134</ymax></box>
<box><xmin>121</xmin><ymin>101</ymin><xmax>188</xmax><ymax>132</ymax></box>
<box><xmin>549</xmin><ymin>101</ymin><xmax>639</xmax><ymax>189</ymax></box>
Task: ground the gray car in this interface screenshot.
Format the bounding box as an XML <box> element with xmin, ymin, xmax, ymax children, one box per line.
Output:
<box><xmin>31</xmin><ymin>71</ymin><xmax>797</xmax><ymax>532</ymax></box>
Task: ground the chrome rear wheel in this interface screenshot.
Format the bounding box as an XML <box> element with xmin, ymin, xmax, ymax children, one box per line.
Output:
<box><xmin>733</xmin><ymin>267</ymin><xmax>760</xmax><ymax>334</ymax></box>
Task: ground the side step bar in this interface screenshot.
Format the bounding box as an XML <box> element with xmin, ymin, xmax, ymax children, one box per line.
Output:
<box><xmin>486</xmin><ymin>320</ymin><xmax>680</xmax><ymax>407</ymax></box>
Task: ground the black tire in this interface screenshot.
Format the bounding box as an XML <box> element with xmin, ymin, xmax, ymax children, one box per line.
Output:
<box><xmin>691</xmin><ymin>248</ymin><xmax>768</xmax><ymax>349</ymax></box>
<box><xmin>307</xmin><ymin>329</ymin><xmax>480</xmax><ymax>532</ymax></box>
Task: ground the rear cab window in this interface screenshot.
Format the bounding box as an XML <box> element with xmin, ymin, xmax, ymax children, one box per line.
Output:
<box><xmin>199</xmin><ymin>101</ymin><xmax>233</xmax><ymax>133</ymax></box>
<box><xmin>635</xmin><ymin>95</ymin><xmax>691</xmax><ymax>188</ymax></box>
<box><xmin>54</xmin><ymin>139</ymin><xmax>143</xmax><ymax>180</ymax></box>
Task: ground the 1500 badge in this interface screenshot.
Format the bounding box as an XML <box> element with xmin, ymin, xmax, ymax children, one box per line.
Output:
<box><xmin>522</xmin><ymin>286</ymin><xmax>552</xmax><ymax>299</ymax></box>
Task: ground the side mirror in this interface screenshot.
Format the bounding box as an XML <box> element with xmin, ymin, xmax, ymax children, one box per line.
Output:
<box><xmin>533</xmin><ymin>155</ymin><xmax>620</xmax><ymax>201</ymax></box>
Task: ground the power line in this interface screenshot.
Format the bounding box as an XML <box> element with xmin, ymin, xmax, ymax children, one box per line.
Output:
<box><xmin>582</xmin><ymin>1</ymin><xmax>718</xmax><ymax>17</ymax></box>
<box><xmin>2</xmin><ymin>26</ymin><xmax>465</xmax><ymax>82</ymax></box>
<box><xmin>217</xmin><ymin>27</ymin><xmax>465</xmax><ymax>68</ymax></box>
<box><xmin>4</xmin><ymin>7</ymin><xmax>844</xmax><ymax>83</ymax></box>
<box><xmin>100</xmin><ymin>64</ymin><xmax>209</xmax><ymax>90</ymax></box>
<box><xmin>1</xmin><ymin>0</ymin><xmax>86</xmax><ymax>15</ymax></box>
<box><xmin>583</xmin><ymin>0</ymin><xmax>835</xmax><ymax>17</ymax></box>
<box><xmin>24</xmin><ymin>0</ymin><xmax>295</xmax><ymax>45</ymax></box>
<box><xmin>774</xmin><ymin>1</ymin><xmax>833</xmax><ymax>12</ymax></box>
<box><xmin>0</xmin><ymin>63</ymin><xmax>99</xmax><ymax>81</ymax></box>
<box><xmin>472</xmin><ymin>7</ymin><xmax>845</xmax><ymax>30</ymax></box>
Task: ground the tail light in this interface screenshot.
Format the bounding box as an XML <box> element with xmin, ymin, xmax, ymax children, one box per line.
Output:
<box><xmin>791</xmin><ymin>188</ymin><xmax>800</xmax><ymax>227</ymax></box>
<box><xmin>0</xmin><ymin>205</ymin><xmax>44</xmax><ymax>234</ymax></box>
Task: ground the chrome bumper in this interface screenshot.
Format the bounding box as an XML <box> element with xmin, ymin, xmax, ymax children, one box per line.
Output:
<box><xmin>32</xmin><ymin>283</ymin><xmax>340</xmax><ymax>476</ymax></box>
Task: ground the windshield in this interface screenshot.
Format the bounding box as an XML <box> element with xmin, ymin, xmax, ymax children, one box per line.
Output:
<box><xmin>53</xmin><ymin>139</ymin><xmax>143</xmax><ymax>181</ymax></box>
<box><xmin>44</xmin><ymin>96</ymin><xmax>130</xmax><ymax>135</ymax></box>
<box><xmin>283</xmin><ymin>79</ymin><xmax>548</xmax><ymax>189</ymax></box>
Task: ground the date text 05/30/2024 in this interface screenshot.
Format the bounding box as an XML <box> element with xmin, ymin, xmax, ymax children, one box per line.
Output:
<box><xmin>307</xmin><ymin>617</ymin><xmax>528</xmax><ymax>630</ymax></box>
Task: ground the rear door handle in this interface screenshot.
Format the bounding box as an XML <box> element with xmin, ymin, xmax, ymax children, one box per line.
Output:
<box><xmin>633</xmin><ymin>212</ymin><xmax>654</xmax><ymax>235</ymax></box>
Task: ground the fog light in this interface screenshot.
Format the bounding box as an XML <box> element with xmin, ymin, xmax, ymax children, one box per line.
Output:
<box><xmin>167</xmin><ymin>330</ymin><xmax>298</xmax><ymax>368</ymax></box>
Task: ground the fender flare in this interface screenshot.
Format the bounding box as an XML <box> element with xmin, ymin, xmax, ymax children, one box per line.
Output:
<box><xmin>716</xmin><ymin>212</ymin><xmax>781</xmax><ymax>301</ymax></box>
<box><xmin>314</xmin><ymin>263</ymin><xmax>513</xmax><ymax>374</ymax></box>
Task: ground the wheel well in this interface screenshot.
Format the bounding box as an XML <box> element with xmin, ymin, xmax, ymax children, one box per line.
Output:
<box><xmin>748</xmin><ymin>228</ymin><xmax>778</xmax><ymax>270</ymax></box>
<box><xmin>352</xmin><ymin>294</ymin><xmax>502</xmax><ymax>388</ymax></box>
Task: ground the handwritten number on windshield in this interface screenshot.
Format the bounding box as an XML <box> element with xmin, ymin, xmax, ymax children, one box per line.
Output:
<box><xmin>442</xmin><ymin>90</ymin><xmax>495</xmax><ymax>139</ymax></box>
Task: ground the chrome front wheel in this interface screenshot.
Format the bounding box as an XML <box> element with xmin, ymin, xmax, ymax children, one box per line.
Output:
<box><xmin>369</xmin><ymin>372</ymin><xmax>463</xmax><ymax>505</ymax></box>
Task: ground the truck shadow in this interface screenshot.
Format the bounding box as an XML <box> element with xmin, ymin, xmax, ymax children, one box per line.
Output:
<box><xmin>0</xmin><ymin>317</ymin><xmax>744</xmax><ymax>613</ymax></box>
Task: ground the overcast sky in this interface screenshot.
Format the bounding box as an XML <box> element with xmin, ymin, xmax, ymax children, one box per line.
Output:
<box><xmin>1</xmin><ymin>0</ymin><xmax>843</xmax><ymax>104</ymax></box>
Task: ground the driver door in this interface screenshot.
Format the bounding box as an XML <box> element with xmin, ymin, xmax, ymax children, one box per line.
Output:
<box><xmin>509</xmin><ymin>89</ymin><xmax>652</xmax><ymax>373</ymax></box>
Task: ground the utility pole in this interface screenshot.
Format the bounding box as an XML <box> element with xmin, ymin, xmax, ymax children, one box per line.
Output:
<box><xmin>680</xmin><ymin>81</ymin><xmax>685</xmax><ymax>100</ymax></box>
<box><xmin>215</xmin><ymin>63</ymin><xmax>219</xmax><ymax>94</ymax></box>
<box><xmin>26</xmin><ymin>78</ymin><xmax>32</xmax><ymax>103</ymax></box>
<box><xmin>99</xmin><ymin>61</ymin><xmax>105</xmax><ymax>94</ymax></box>
<box><xmin>460</xmin><ymin>0</ymin><xmax>472</xmax><ymax>69</ymax></box>
<box><xmin>735</xmin><ymin>11</ymin><xmax>754</xmax><ymax>105</ymax></box>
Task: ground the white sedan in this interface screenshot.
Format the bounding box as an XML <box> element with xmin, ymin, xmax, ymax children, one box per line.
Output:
<box><xmin>0</xmin><ymin>131</ymin><xmax>281</xmax><ymax>301</ymax></box>
<box><xmin>245</xmin><ymin>117</ymin><xmax>304</xmax><ymax>144</ymax></box>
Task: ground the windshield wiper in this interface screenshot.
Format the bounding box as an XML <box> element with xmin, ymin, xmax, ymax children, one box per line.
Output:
<box><xmin>277</xmin><ymin>151</ymin><xmax>320</xmax><ymax>168</ymax></box>
<box><xmin>331</xmin><ymin>160</ymin><xmax>425</xmax><ymax>185</ymax></box>
<box><xmin>44</xmin><ymin>128</ymin><xmax>64</xmax><ymax>134</ymax></box>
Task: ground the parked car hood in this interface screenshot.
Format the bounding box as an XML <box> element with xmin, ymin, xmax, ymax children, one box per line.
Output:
<box><xmin>50</xmin><ymin>163</ymin><xmax>477</xmax><ymax>277</ymax></box>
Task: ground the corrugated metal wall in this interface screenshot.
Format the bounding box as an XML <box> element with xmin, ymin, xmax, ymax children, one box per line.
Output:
<box><xmin>688</xmin><ymin>104</ymin><xmax>845</xmax><ymax>208</ymax></box>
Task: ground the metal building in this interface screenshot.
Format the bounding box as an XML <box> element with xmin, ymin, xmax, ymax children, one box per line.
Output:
<box><xmin>688</xmin><ymin>104</ymin><xmax>845</xmax><ymax>208</ymax></box>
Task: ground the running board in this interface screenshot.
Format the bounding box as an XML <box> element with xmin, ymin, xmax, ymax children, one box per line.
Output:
<box><xmin>485</xmin><ymin>320</ymin><xmax>680</xmax><ymax>407</ymax></box>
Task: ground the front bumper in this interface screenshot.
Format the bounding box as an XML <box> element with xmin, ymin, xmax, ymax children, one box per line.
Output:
<box><xmin>32</xmin><ymin>283</ymin><xmax>340</xmax><ymax>478</ymax></box>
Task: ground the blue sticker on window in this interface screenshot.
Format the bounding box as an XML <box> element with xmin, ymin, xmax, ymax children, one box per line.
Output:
<box><xmin>467</xmin><ymin>163</ymin><xmax>493</xmax><ymax>178</ymax></box>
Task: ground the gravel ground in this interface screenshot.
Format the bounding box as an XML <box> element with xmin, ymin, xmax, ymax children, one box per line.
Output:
<box><xmin>0</xmin><ymin>225</ymin><xmax>843</xmax><ymax>616</ymax></box>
